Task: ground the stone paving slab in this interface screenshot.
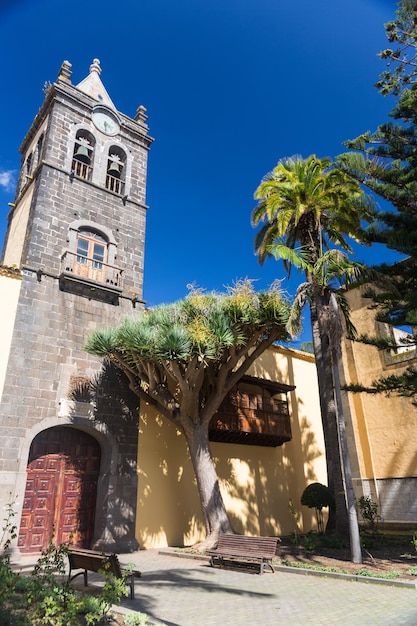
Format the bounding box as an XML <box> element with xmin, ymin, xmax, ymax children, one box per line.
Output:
<box><xmin>12</xmin><ymin>549</ymin><xmax>417</xmax><ymax>626</ymax></box>
<box><xmin>115</xmin><ymin>550</ymin><xmax>417</xmax><ymax>626</ymax></box>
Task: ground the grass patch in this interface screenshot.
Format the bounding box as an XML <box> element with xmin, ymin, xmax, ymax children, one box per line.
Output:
<box><xmin>355</xmin><ymin>568</ymin><xmax>402</xmax><ymax>579</ymax></box>
<box><xmin>278</xmin><ymin>559</ymin><xmax>404</xmax><ymax>579</ymax></box>
<box><xmin>278</xmin><ymin>559</ymin><xmax>349</xmax><ymax>574</ymax></box>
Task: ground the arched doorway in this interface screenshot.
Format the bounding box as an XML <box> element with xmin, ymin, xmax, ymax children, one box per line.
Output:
<box><xmin>18</xmin><ymin>426</ymin><xmax>101</xmax><ymax>554</ymax></box>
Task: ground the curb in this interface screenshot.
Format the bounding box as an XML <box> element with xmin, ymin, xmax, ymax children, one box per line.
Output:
<box><xmin>160</xmin><ymin>549</ymin><xmax>417</xmax><ymax>590</ymax></box>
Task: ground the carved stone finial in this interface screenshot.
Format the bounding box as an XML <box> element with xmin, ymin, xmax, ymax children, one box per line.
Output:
<box><xmin>135</xmin><ymin>105</ymin><xmax>148</xmax><ymax>123</ymax></box>
<box><xmin>89</xmin><ymin>59</ymin><xmax>102</xmax><ymax>75</ymax></box>
<box><xmin>58</xmin><ymin>60</ymin><xmax>72</xmax><ymax>82</ymax></box>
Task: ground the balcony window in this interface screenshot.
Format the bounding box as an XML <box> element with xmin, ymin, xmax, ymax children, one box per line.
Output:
<box><xmin>60</xmin><ymin>222</ymin><xmax>123</xmax><ymax>304</ymax></box>
<box><xmin>74</xmin><ymin>230</ymin><xmax>107</xmax><ymax>282</ymax></box>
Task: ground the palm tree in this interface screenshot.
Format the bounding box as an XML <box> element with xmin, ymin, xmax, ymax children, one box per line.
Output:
<box><xmin>287</xmin><ymin>248</ymin><xmax>369</xmax><ymax>563</ymax></box>
<box><xmin>252</xmin><ymin>155</ymin><xmax>374</xmax><ymax>563</ymax></box>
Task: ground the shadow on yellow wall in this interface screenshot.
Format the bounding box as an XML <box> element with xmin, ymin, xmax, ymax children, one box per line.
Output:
<box><xmin>136</xmin><ymin>345</ymin><xmax>327</xmax><ymax>549</ymax></box>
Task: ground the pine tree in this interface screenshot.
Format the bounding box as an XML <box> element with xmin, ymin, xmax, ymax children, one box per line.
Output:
<box><xmin>337</xmin><ymin>0</ymin><xmax>417</xmax><ymax>399</ymax></box>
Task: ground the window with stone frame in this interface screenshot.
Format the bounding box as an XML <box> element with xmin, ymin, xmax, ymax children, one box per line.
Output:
<box><xmin>61</xmin><ymin>220</ymin><xmax>123</xmax><ymax>292</ymax></box>
<box><xmin>71</xmin><ymin>130</ymin><xmax>95</xmax><ymax>180</ymax></box>
<box><xmin>74</xmin><ymin>228</ymin><xmax>108</xmax><ymax>283</ymax></box>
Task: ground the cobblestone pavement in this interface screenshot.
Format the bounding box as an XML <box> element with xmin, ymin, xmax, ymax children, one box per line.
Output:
<box><xmin>13</xmin><ymin>549</ymin><xmax>417</xmax><ymax>626</ymax></box>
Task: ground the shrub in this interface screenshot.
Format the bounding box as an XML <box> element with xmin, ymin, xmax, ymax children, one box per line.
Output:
<box><xmin>301</xmin><ymin>483</ymin><xmax>334</xmax><ymax>534</ymax></box>
<box><xmin>356</xmin><ymin>496</ymin><xmax>381</xmax><ymax>535</ymax></box>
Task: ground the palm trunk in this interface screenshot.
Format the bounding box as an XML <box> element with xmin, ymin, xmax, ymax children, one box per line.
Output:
<box><xmin>310</xmin><ymin>300</ymin><xmax>349</xmax><ymax>539</ymax></box>
<box><xmin>184</xmin><ymin>422</ymin><xmax>234</xmax><ymax>550</ymax></box>
<box><xmin>329</xmin><ymin>296</ymin><xmax>362</xmax><ymax>563</ymax></box>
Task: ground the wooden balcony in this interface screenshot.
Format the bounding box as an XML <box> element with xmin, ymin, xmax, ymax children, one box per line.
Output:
<box><xmin>209</xmin><ymin>376</ymin><xmax>294</xmax><ymax>447</ymax></box>
<box><xmin>59</xmin><ymin>251</ymin><xmax>123</xmax><ymax>304</ymax></box>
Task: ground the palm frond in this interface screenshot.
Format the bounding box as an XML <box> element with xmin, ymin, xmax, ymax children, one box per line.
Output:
<box><xmin>268</xmin><ymin>243</ymin><xmax>313</xmax><ymax>272</ymax></box>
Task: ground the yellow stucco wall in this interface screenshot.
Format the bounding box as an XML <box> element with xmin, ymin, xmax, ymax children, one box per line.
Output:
<box><xmin>0</xmin><ymin>269</ymin><xmax>22</xmax><ymax>400</ymax></box>
<box><xmin>341</xmin><ymin>288</ymin><xmax>417</xmax><ymax>481</ymax></box>
<box><xmin>136</xmin><ymin>344</ymin><xmax>327</xmax><ymax>548</ymax></box>
<box><xmin>3</xmin><ymin>186</ymin><xmax>34</xmax><ymax>268</ymax></box>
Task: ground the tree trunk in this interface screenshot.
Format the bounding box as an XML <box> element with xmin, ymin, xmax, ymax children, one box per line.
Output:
<box><xmin>310</xmin><ymin>301</ymin><xmax>349</xmax><ymax>539</ymax></box>
<box><xmin>184</xmin><ymin>422</ymin><xmax>234</xmax><ymax>550</ymax></box>
<box><xmin>332</xmin><ymin>355</ymin><xmax>362</xmax><ymax>563</ymax></box>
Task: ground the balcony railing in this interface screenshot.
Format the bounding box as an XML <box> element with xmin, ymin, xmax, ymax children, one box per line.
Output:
<box><xmin>60</xmin><ymin>251</ymin><xmax>123</xmax><ymax>303</ymax></box>
<box><xmin>209</xmin><ymin>390</ymin><xmax>292</xmax><ymax>447</ymax></box>
<box><xmin>106</xmin><ymin>174</ymin><xmax>125</xmax><ymax>195</ymax></box>
<box><xmin>71</xmin><ymin>159</ymin><xmax>92</xmax><ymax>181</ymax></box>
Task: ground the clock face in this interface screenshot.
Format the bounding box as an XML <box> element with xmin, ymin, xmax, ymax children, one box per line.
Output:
<box><xmin>92</xmin><ymin>108</ymin><xmax>120</xmax><ymax>136</ymax></box>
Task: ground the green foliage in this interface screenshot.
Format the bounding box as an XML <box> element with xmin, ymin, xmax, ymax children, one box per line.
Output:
<box><xmin>301</xmin><ymin>483</ymin><xmax>335</xmax><ymax>535</ymax></box>
<box><xmin>124</xmin><ymin>612</ymin><xmax>152</xmax><ymax>626</ymax></box>
<box><xmin>85</xmin><ymin>280</ymin><xmax>291</xmax><ymax>368</ymax></box>
<box><xmin>412</xmin><ymin>531</ymin><xmax>417</xmax><ymax>552</ymax></box>
<box><xmin>302</xmin><ymin>532</ymin><xmax>321</xmax><ymax>551</ymax></box>
<box><xmin>356</xmin><ymin>496</ymin><xmax>381</xmax><ymax>535</ymax></box>
<box><xmin>26</xmin><ymin>539</ymin><xmax>80</xmax><ymax>626</ymax></box>
<box><xmin>252</xmin><ymin>154</ymin><xmax>373</xmax><ymax>270</ymax></box>
<box><xmin>0</xmin><ymin>499</ymin><xmax>19</xmax><ymax>625</ymax></box>
<box><xmin>86</xmin><ymin>280</ymin><xmax>292</xmax><ymax>545</ymax></box>
<box><xmin>355</xmin><ymin>568</ymin><xmax>401</xmax><ymax>579</ymax></box>
<box><xmin>408</xmin><ymin>565</ymin><xmax>417</xmax><ymax>576</ymax></box>
<box><xmin>280</xmin><ymin>559</ymin><xmax>349</xmax><ymax>574</ymax></box>
<box><xmin>0</xmin><ymin>502</ymin><xmax>135</xmax><ymax>625</ymax></box>
<box><xmin>281</xmin><ymin>559</ymin><xmax>403</xmax><ymax>579</ymax></box>
<box><xmin>318</xmin><ymin>534</ymin><xmax>346</xmax><ymax>550</ymax></box>
<box><xmin>338</xmin><ymin>1</ymin><xmax>417</xmax><ymax>400</ymax></box>
<box><xmin>301</xmin><ymin>484</ymin><xmax>334</xmax><ymax>510</ymax></box>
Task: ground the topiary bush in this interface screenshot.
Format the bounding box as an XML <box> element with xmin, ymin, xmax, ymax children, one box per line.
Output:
<box><xmin>301</xmin><ymin>483</ymin><xmax>334</xmax><ymax>534</ymax></box>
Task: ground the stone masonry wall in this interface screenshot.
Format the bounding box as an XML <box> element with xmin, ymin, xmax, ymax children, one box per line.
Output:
<box><xmin>0</xmin><ymin>77</ymin><xmax>152</xmax><ymax>553</ymax></box>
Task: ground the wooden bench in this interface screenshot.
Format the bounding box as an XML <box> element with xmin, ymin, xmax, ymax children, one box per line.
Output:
<box><xmin>67</xmin><ymin>548</ymin><xmax>141</xmax><ymax>600</ymax></box>
<box><xmin>206</xmin><ymin>534</ymin><xmax>280</xmax><ymax>574</ymax></box>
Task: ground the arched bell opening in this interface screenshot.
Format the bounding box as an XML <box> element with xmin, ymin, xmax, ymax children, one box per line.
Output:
<box><xmin>71</xmin><ymin>130</ymin><xmax>95</xmax><ymax>180</ymax></box>
<box><xmin>105</xmin><ymin>146</ymin><xmax>127</xmax><ymax>195</ymax></box>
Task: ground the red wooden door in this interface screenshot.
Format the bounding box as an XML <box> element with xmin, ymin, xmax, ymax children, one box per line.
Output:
<box><xmin>18</xmin><ymin>427</ymin><xmax>101</xmax><ymax>554</ymax></box>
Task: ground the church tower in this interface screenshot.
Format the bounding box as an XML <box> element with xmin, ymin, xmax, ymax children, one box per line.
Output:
<box><xmin>0</xmin><ymin>60</ymin><xmax>153</xmax><ymax>555</ymax></box>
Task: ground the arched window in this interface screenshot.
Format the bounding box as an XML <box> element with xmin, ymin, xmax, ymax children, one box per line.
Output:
<box><xmin>36</xmin><ymin>134</ymin><xmax>44</xmax><ymax>167</ymax></box>
<box><xmin>25</xmin><ymin>153</ymin><xmax>33</xmax><ymax>182</ymax></box>
<box><xmin>105</xmin><ymin>146</ymin><xmax>126</xmax><ymax>195</ymax></box>
<box><xmin>60</xmin><ymin>221</ymin><xmax>123</xmax><ymax>300</ymax></box>
<box><xmin>72</xmin><ymin>130</ymin><xmax>95</xmax><ymax>181</ymax></box>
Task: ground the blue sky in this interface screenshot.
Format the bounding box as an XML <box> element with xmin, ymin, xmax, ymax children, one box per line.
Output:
<box><xmin>0</xmin><ymin>0</ymin><xmax>399</xmax><ymax>346</ymax></box>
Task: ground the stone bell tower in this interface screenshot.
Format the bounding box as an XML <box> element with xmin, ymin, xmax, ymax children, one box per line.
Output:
<box><xmin>0</xmin><ymin>59</ymin><xmax>153</xmax><ymax>556</ymax></box>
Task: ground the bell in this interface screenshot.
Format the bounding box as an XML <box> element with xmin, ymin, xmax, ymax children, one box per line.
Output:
<box><xmin>107</xmin><ymin>162</ymin><xmax>121</xmax><ymax>178</ymax></box>
<box><xmin>73</xmin><ymin>145</ymin><xmax>91</xmax><ymax>164</ymax></box>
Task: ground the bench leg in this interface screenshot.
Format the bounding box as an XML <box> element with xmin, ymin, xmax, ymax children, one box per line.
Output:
<box><xmin>129</xmin><ymin>574</ymin><xmax>135</xmax><ymax>600</ymax></box>
<box><xmin>68</xmin><ymin>570</ymin><xmax>88</xmax><ymax>586</ymax></box>
<box><xmin>259</xmin><ymin>561</ymin><xmax>275</xmax><ymax>575</ymax></box>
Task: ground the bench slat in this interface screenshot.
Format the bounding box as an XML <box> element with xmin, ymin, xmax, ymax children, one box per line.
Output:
<box><xmin>206</xmin><ymin>534</ymin><xmax>280</xmax><ymax>574</ymax></box>
<box><xmin>67</xmin><ymin>548</ymin><xmax>141</xmax><ymax>599</ymax></box>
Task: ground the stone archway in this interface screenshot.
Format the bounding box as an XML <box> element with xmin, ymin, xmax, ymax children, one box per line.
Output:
<box><xmin>18</xmin><ymin>426</ymin><xmax>101</xmax><ymax>554</ymax></box>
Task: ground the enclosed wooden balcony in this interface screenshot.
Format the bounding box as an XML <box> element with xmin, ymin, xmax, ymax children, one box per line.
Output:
<box><xmin>59</xmin><ymin>251</ymin><xmax>123</xmax><ymax>304</ymax></box>
<box><xmin>209</xmin><ymin>375</ymin><xmax>294</xmax><ymax>447</ymax></box>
